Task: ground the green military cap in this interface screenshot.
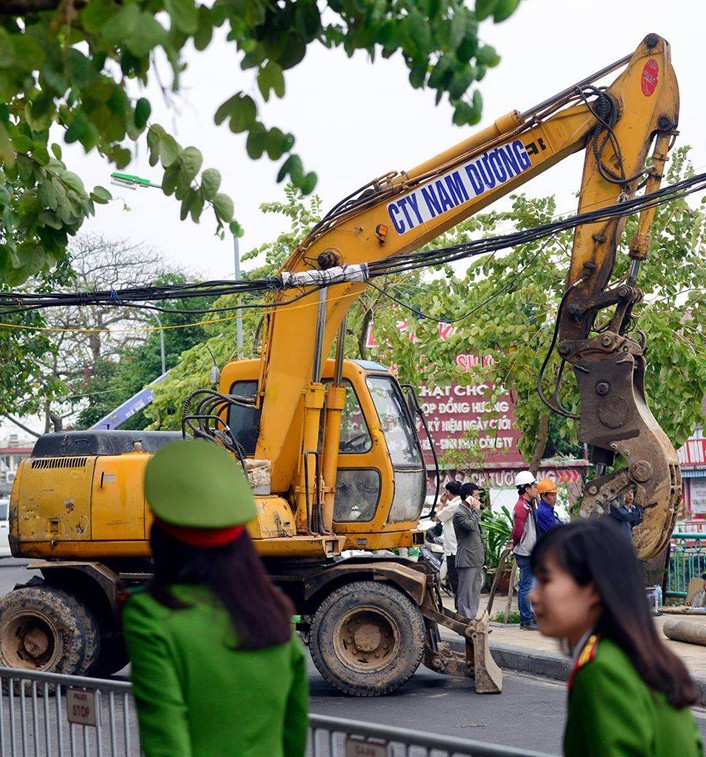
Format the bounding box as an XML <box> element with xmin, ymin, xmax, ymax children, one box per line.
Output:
<box><xmin>145</xmin><ymin>439</ymin><xmax>256</xmax><ymax>528</ymax></box>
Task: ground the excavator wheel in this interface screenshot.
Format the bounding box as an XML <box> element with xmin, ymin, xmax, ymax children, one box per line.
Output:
<box><xmin>88</xmin><ymin>632</ymin><xmax>128</xmax><ymax>678</ymax></box>
<box><xmin>0</xmin><ymin>585</ymin><xmax>100</xmax><ymax>680</ymax></box>
<box><xmin>309</xmin><ymin>580</ymin><xmax>425</xmax><ymax>696</ymax></box>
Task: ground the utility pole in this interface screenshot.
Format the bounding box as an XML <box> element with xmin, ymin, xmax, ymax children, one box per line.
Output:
<box><xmin>233</xmin><ymin>234</ymin><xmax>244</xmax><ymax>358</ymax></box>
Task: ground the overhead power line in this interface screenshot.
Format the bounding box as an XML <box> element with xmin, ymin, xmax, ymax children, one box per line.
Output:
<box><xmin>0</xmin><ymin>169</ymin><xmax>704</xmax><ymax>320</ymax></box>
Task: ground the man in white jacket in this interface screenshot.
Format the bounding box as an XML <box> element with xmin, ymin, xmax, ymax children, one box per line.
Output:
<box><xmin>510</xmin><ymin>471</ymin><xmax>539</xmax><ymax>630</ymax></box>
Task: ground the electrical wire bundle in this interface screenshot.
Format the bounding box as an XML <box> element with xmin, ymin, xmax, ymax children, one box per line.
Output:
<box><xmin>0</xmin><ymin>168</ymin><xmax>703</xmax><ymax>322</ymax></box>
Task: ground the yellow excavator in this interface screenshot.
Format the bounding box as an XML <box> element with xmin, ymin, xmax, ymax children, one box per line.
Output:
<box><xmin>1</xmin><ymin>33</ymin><xmax>681</xmax><ymax>695</ymax></box>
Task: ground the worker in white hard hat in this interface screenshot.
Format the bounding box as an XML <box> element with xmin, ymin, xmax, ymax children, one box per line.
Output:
<box><xmin>510</xmin><ymin>470</ymin><xmax>539</xmax><ymax>630</ymax></box>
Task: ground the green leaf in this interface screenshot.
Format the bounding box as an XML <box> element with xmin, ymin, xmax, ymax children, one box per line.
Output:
<box><xmin>66</xmin><ymin>49</ymin><xmax>98</xmax><ymax>88</ymax></box>
<box><xmin>189</xmin><ymin>191</ymin><xmax>204</xmax><ymax>222</ymax></box>
<box><xmin>257</xmin><ymin>61</ymin><xmax>285</xmax><ymax>102</ymax></box>
<box><xmin>180</xmin><ymin>146</ymin><xmax>203</xmax><ymax>181</ymax></box>
<box><xmin>90</xmin><ymin>185</ymin><xmax>111</xmax><ymax>203</ymax></box>
<box><xmin>165</xmin><ymin>0</ymin><xmax>199</xmax><ymax>35</ymax></box>
<box><xmin>102</xmin><ymin>3</ymin><xmax>141</xmax><ymax>45</ymax></box>
<box><xmin>194</xmin><ymin>5</ymin><xmax>214</xmax><ymax>51</ymax></box>
<box><xmin>64</xmin><ymin>112</ymin><xmax>95</xmax><ymax>147</ymax></box>
<box><xmin>294</xmin><ymin>1</ymin><xmax>321</xmax><ymax>42</ymax></box>
<box><xmin>162</xmin><ymin>163</ymin><xmax>180</xmax><ymax>196</ymax></box>
<box><xmin>407</xmin><ymin>11</ymin><xmax>431</xmax><ymax>52</ymax></box>
<box><xmin>408</xmin><ymin>59</ymin><xmax>427</xmax><ymax>89</ymax></box>
<box><xmin>246</xmin><ymin>124</ymin><xmax>267</xmax><ymax>159</ymax></box>
<box><xmin>474</xmin><ymin>0</ymin><xmax>499</xmax><ymax>21</ymax></box>
<box><xmin>200</xmin><ymin>168</ymin><xmax>221</xmax><ymax>200</ymax></box>
<box><xmin>80</xmin><ymin>1</ymin><xmax>116</xmax><ymax>34</ymax></box>
<box><xmin>214</xmin><ymin>94</ymin><xmax>257</xmax><ymax>133</ymax></box>
<box><xmin>127</xmin><ymin>14</ymin><xmax>167</xmax><ymax>57</ymax></box>
<box><xmin>12</xmin><ymin>35</ymin><xmax>45</xmax><ymax>69</ymax></box>
<box><xmin>476</xmin><ymin>44</ymin><xmax>500</xmax><ymax>67</ymax></box>
<box><xmin>276</xmin><ymin>154</ymin><xmax>303</xmax><ymax>184</ymax></box>
<box><xmin>277</xmin><ymin>35</ymin><xmax>307</xmax><ymax>71</ymax></box>
<box><xmin>493</xmin><ymin>0</ymin><xmax>521</xmax><ymax>22</ymax></box>
<box><xmin>159</xmin><ymin>134</ymin><xmax>180</xmax><ymax>168</ymax></box>
<box><xmin>299</xmin><ymin>172</ymin><xmax>317</xmax><ymax>195</ymax></box>
<box><xmin>134</xmin><ymin>97</ymin><xmax>151</xmax><ymax>130</ymax></box>
<box><xmin>213</xmin><ymin>193</ymin><xmax>234</xmax><ymax>223</ymax></box>
<box><xmin>62</xmin><ymin>171</ymin><xmax>86</xmax><ymax>196</ymax></box>
<box><xmin>0</xmin><ymin>29</ymin><xmax>14</xmax><ymax>68</ymax></box>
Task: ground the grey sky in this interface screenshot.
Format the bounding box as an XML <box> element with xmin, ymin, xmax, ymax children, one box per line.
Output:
<box><xmin>69</xmin><ymin>1</ymin><xmax>706</xmax><ymax>280</ymax></box>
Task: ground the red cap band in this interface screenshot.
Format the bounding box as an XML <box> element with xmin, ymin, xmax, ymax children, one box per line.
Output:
<box><xmin>155</xmin><ymin>518</ymin><xmax>245</xmax><ymax>548</ymax></box>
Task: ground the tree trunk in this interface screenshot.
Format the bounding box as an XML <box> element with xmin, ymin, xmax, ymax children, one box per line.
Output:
<box><xmin>528</xmin><ymin>413</ymin><xmax>550</xmax><ymax>475</ymax></box>
<box><xmin>357</xmin><ymin>309</ymin><xmax>373</xmax><ymax>361</ymax></box>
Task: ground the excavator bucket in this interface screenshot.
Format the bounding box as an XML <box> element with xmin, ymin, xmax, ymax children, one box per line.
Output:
<box><xmin>567</xmin><ymin>331</ymin><xmax>681</xmax><ymax>560</ymax></box>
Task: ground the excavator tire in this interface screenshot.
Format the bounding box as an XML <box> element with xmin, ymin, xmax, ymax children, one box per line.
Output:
<box><xmin>0</xmin><ymin>585</ymin><xmax>100</xmax><ymax>681</ymax></box>
<box><xmin>88</xmin><ymin>633</ymin><xmax>128</xmax><ymax>678</ymax></box>
<box><xmin>309</xmin><ymin>580</ymin><xmax>425</xmax><ymax>696</ymax></box>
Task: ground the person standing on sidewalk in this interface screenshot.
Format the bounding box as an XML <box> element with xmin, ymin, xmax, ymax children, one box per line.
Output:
<box><xmin>607</xmin><ymin>489</ymin><xmax>643</xmax><ymax>538</ymax></box>
<box><xmin>529</xmin><ymin>519</ymin><xmax>702</xmax><ymax>756</ymax></box>
<box><xmin>122</xmin><ymin>440</ymin><xmax>308</xmax><ymax>757</ymax></box>
<box><xmin>435</xmin><ymin>480</ymin><xmax>463</xmax><ymax>603</ymax></box>
<box><xmin>510</xmin><ymin>471</ymin><xmax>538</xmax><ymax>630</ymax></box>
<box><xmin>536</xmin><ymin>479</ymin><xmax>562</xmax><ymax>535</ymax></box>
<box><xmin>453</xmin><ymin>482</ymin><xmax>485</xmax><ymax>620</ymax></box>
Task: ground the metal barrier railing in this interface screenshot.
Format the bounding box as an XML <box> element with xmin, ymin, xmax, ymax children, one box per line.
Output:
<box><xmin>308</xmin><ymin>714</ymin><xmax>553</xmax><ymax>756</ymax></box>
<box><xmin>0</xmin><ymin>667</ymin><xmax>136</xmax><ymax>757</ymax></box>
<box><xmin>0</xmin><ymin>667</ymin><xmax>552</xmax><ymax>757</ymax></box>
<box><xmin>667</xmin><ymin>532</ymin><xmax>706</xmax><ymax>599</ymax></box>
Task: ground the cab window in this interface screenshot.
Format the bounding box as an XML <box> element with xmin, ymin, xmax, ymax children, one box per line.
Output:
<box><xmin>227</xmin><ymin>381</ymin><xmax>261</xmax><ymax>455</ymax></box>
<box><xmin>337</xmin><ymin>382</ymin><xmax>372</xmax><ymax>454</ymax></box>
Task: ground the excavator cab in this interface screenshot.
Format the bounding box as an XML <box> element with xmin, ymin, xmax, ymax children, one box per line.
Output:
<box><xmin>217</xmin><ymin>358</ymin><xmax>427</xmax><ymax>553</ymax></box>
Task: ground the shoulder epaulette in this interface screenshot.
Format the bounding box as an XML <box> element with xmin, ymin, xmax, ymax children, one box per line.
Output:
<box><xmin>118</xmin><ymin>585</ymin><xmax>148</xmax><ymax>609</ymax></box>
<box><xmin>568</xmin><ymin>634</ymin><xmax>599</xmax><ymax>690</ymax></box>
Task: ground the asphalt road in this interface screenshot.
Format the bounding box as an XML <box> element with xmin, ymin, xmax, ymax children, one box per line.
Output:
<box><xmin>2</xmin><ymin>559</ymin><xmax>706</xmax><ymax>756</ymax></box>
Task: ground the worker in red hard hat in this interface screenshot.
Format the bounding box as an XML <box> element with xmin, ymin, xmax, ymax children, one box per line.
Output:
<box><xmin>510</xmin><ymin>471</ymin><xmax>538</xmax><ymax>630</ymax></box>
<box><xmin>536</xmin><ymin>479</ymin><xmax>562</xmax><ymax>535</ymax></box>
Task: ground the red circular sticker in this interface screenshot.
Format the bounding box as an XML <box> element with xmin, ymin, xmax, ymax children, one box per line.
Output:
<box><xmin>641</xmin><ymin>59</ymin><xmax>659</xmax><ymax>96</ymax></box>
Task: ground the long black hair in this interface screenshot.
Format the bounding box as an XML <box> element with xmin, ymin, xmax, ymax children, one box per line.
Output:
<box><xmin>147</xmin><ymin>522</ymin><xmax>294</xmax><ymax>650</ymax></box>
<box><xmin>531</xmin><ymin>518</ymin><xmax>698</xmax><ymax>709</ymax></box>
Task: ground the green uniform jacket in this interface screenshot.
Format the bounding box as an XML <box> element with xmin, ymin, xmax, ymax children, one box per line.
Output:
<box><xmin>122</xmin><ymin>585</ymin><xmax>309</xmax><ymax>757</ymax></box>
<box><xmin>564</xmin><ymin>636</ymin><xmax>703</xmax><ymax>756</ymax></box>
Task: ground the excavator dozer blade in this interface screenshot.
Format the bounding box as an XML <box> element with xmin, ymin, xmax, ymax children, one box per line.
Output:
<box><xmin>468</xmin><ymin>610</ymin><xmax>504</xmax><ymax>693</ymax></box>
<box><xmin>422</xmin><ymin>601</ymin><xmax>503</xmax><ymax>693</ymax></box>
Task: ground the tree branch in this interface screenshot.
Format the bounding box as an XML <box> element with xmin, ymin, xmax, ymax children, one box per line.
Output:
<box><xmin>1</xmin><ymin>414</ymin><xmax>41</xmax><ymax>439</ymax></box>
<box><xmin>529</xmin><ymin>413</ymin><xmax>551</xmax><ymax>475</ymax></box>
<box><xmin>0</xmin><ymin>0</ymin><xmax>76</xmax><ymax>14</ymax></box>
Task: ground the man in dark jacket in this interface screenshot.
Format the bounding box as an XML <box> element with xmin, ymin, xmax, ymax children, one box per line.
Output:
<box><xmin>607</xmin><ymin>489</ymin><xmax>643</xmax><ymax>537</ymax></box>
<box><xmin>453</xmin><ymin>482</ymin><xmax>484</xmax><ymax>620</ymax></box>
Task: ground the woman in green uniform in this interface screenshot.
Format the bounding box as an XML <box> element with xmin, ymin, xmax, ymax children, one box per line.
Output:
<box><xmin>122</xmin><ymin>439</ymin><xmax>308</xmax><ymax>757</ymax></box>
<box><xmin>529</xmin><ymin>519</ymin><xmax>702</xmax><ymax>756</ymax></box>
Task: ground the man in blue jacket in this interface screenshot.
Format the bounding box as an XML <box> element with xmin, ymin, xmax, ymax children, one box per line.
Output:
<box><xmin>536</xmin><ymin>479</ymin><xmax>562</xmax><ymax>535</ymax></box>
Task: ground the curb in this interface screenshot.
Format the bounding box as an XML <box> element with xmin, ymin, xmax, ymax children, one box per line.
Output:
<box><xmin>488</xmin><ymin>642</ymin><xmax>571</xmax><ymax>682</ymax></box>
<box><xmin>446</xmin><ymin>636</ymin><xmax>706</xmax><ymax>707</ymax></box>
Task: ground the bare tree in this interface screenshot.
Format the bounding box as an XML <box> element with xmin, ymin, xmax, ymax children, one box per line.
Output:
<box><xmin>36</xmin><ymin>234</ymin><xmax>185</xmax><ymax>431</ymax></box>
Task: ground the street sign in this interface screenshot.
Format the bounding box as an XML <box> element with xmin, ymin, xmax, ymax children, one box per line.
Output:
<box><xmin>67</xmin><ymin>688</ymin><xmax>98</xmax><ymax>727</ymax></box>
<box><xmin>345</xmin><ymin>737</ymin><xmax>387</xmax><ymax>757</ymax></box>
